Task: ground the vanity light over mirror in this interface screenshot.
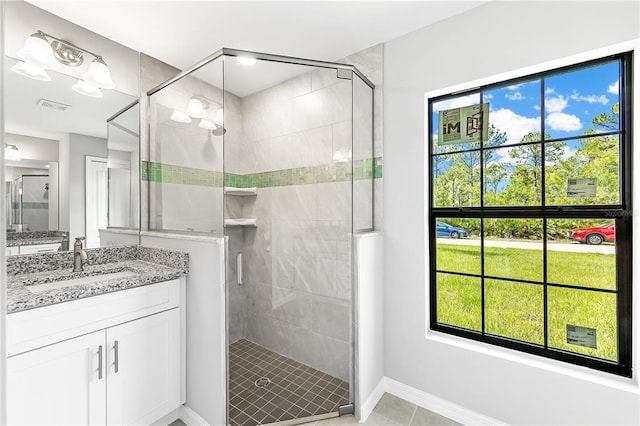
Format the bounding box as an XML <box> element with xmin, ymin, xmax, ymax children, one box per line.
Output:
<box><xmin>4</xmin><ymin>1</ymin><xmax>141</xmax><ymax>253</ymax></box>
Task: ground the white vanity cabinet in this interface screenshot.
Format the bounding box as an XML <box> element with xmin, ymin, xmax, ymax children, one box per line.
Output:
<box><xmin>18</xmin><ymin>242</ymin><xmax>61</xmax><ymax>254</ymax></box>
<box><xmin>6</xmin><ymin>278</ymin><xmax>185</xmax><ymax>425</ymax></box>
<box><xmin>106</xmin><ymin>308</ymin><xmax>181</xmax><ymax>425</ymax></box>
<box><xmin>5</xmin><ymin>246</ymin><xmax>19</xmax><ymax>256</ymax></box>
<box><xmin>7</xmin><ymin>330</ymin><xmax>106</xmax><ymax>425</ymax></box>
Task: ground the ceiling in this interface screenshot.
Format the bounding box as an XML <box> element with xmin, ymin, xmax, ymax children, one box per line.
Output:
<box><xmin>4</xmin><ymin>58</ymin><xmax>137</xmax><ymax>141</ymax></box>
<box><xmin>5</xmin><ymin>1</ymin><xmax>489</xmax><ymax>149</ymax></box>
<box><xmin>26</xmin><ymin>1</ymin><xmax>489</xmax><ymax>72</ymax></box>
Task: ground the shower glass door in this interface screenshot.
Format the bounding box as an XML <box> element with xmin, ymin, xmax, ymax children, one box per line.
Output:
<box><xmin>223</xmin><ymin>56</ymin><xmax>354</xmax><ymax>425</ymax></box>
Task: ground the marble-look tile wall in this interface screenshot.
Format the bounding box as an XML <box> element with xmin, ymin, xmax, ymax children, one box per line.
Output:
<box><xmin>227</xmin><ymin>47</ymin><xmax>380</xmax><ymax>381</ymax></box>
<box><xmin>147</xmin><ymin>57</ymin><xmax>231</xmax><ymax>234</ymax></box>
<box><xmin>338</xmin><ymin>44</ymin><xmax>384</xmax><ymax>231</ymax></box>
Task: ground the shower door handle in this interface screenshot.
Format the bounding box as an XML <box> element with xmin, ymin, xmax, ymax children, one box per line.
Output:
<box><xmin>237</xmin><ymin>252</ymin><xmax>243</xmax><ymax>286</ymax></box>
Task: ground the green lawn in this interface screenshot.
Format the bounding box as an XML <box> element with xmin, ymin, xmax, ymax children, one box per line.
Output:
<box><xmin>435</xmin><ymin>243</ymin><xmax>617</xmax><ymax>361</ymax></box>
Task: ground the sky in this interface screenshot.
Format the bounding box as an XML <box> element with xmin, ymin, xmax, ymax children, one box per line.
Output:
<box><xmin>431</xmin><ymin>59</ymin><xmax>620</xmax><ymax>166</ymax></box>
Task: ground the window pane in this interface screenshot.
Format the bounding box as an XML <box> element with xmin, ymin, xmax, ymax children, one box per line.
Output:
<box><xmin>484</xmin><ymin>219</ymin><xmax>543</xmax><ymax>282</ymax></box>
<box><xmin>547</xmin><ymin>219</ymin><xmax>616</xmax><ymax>290</ymax></box>
<box><xmin>436</xmin><ymin>273</ymin><xmax>481</xmax><ymax>331</ymax></box>
<box><xmin>431</xmin><ymin>94</ymin><xmax>481</xmax><ymax>154</ymax></box>
<box><xmin>544</xmin><ymin>61</ymin><xmax>620</xmax><ymax>140</ymax></box>
<box><xmin>433</xmin><ymin>152</ymin><xmax>481</xmax><ymax>208</ymax></box>
<box><xmin>435</xmin><ymin>218</ymin><xmax>480</xmax><ymax>275</ymax></box>
<box><xmin>484</xmin><ymin>79</ymin><xmax>542</xmax><ymax>147</ymax></box>
<box><xmin>545</xmin><ymin>137</ymin><xmax>620</xmax><ymax>206</ymax></box>
<box><xmin>548</xmin><ymin>287</ymin><xmax>617</xmax><ymax>362</ymax></box>
<box><xmin>485</xmin><ymin>279</ymin><xmax>544</xmax><ymax>345</ymax></box>
<box><xmin>484</xmin><ymin>145</ymin><xmax>542</xmax><ymax>207</ymax></box>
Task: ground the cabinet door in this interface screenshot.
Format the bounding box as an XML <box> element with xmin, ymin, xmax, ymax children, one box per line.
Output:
<box><xmin>19</xmin><ymin>243</ymin><xmax>61</xmax><ymax>254</ymax></box>
<box><xmin>106</xmin><ymin>308</ymin><xmax>180</xmax><ymax>425</ymax></box>
<box><xmin>6</xmin><ymin>330</ymin><xmax>106</xmax><ymax>425</ymax></box>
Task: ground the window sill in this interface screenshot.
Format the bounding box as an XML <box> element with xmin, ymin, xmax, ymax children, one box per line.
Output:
<box><xmin>425</xmin><ymin>328</ymin><xmax>640</xmax><ymax>394</ymax></box>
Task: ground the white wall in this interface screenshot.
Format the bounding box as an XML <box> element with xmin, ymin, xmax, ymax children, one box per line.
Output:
<box><xmin>4</xmin><ymin>134</ymin><xmax>58</xmax><ymax>162</ymax></box>
<box><xmin>140</xmin><ymin>233</ymin><xmax>226</xmax><ymax>426</ymax></box>
<box><xmin>64</xmin><ymin>133</ymin><xmax>107</xmax><ymax>240</ymax></box>
<box><xmin>383</xmin><ymin>1</ymin><xmax>640</xmax><ymax>425</ymax></box>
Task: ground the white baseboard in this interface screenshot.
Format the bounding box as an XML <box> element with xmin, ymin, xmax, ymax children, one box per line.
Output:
<box><xmin>358</xmin><ymin>379</ymin><xmax>387</xmax><ymax>422</ymax></box>
<box><xmin>151</xmin><ymin>409</ymin><xmax>180</xmax><ymax>426</ymax></box>
<box><xmin>364</xmin><ymin>377</ymin><xmax>509</xmax><ymax>426</ymax></box>
<box><xmin>179</xmin><ymin>405</ymin><xmax>211</xmax><ymax>426</ymax></box>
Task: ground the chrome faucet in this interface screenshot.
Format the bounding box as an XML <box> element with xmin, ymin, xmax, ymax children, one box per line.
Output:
<box><xmin>73</xmin><ymin>237</ymin><xmax>88</xmax><ymax>272</ymax></box>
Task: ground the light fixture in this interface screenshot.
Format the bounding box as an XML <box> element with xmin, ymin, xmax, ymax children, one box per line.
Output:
<box><xmin>237</xmin><ymin>56</ymin><xmax>257</xmax><ymax>66</ymax></box>
<box><xmin>17</xmin><ymin>32</ymin><xmax>60</xmax><ymax>70</ymax></box>
<box><xmin>82</xmin><ymin>57</ymin><xmax>115</xmax><ymax>89</ymax></box>
<box><xmin>12</xmin><ymin>30</ymin><xmax>116</xmax><ymax>97</ymax></box>
<box><xmin>213</xmin><ymin>108</ymin><xmax>224</xmax><ymax>125</ymax></box>
<box><xmin>186</xmin><ymin>97</ymin><xmax>208</xmax><ymax>118</ymax></box>
<box><xmin>198</xmin><ymin>119</ymin><xmax>216</xmax><ymax>130</ymax></box>
<box><xmin>170</xmin><ymin>110</ymin><xmax>192</xmax><ymax>123</ymax></box>
<box><xmin>71</xmin><ymin>80</ymin><xmax>103</xmax><ymax>98</ymax></box>
<box><xmin>10</xmin><ymin>60</ymin><xmax>51</xmax><ymax>81</ymax></box>
<box><xmin>5</xmin><ymin>144</ymin><xmax>22</xmax><ymax>161</ymax></box>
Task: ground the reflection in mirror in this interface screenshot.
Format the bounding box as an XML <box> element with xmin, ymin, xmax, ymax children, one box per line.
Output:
<box><xmin>107</xmin><ymin>101</ymin><xmax>140</xmax><ymax>229</ymax></box>
<box><xmin>4</xmin><ymin>56</ymin><xmax>138</xmax><ymax>251</ymax></box>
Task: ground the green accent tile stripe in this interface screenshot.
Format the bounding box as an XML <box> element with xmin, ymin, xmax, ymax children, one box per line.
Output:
<box><xmin>22</xmin><ymin>202</ymin><xmax>48</xmax><ymax>209</ymax></box>
<box><xmin>142</xmin><ymin>156</ymin><xmax>382</xmax><ymax>188</ymax></box>
<box><xmin>142</xmin><ymin>160</ymin><xmax>223</xmax><ymax>187</ymax></box>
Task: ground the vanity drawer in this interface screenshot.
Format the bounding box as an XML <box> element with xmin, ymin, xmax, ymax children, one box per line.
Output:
<box><xmin>7</xmin><ymin>278</ymin><xmax>181</xmax><ymax>356</ymax></box>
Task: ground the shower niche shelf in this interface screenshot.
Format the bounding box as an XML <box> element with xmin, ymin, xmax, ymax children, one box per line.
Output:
<box><xmin>224</xmin><ymin>218</ymin><xmax>257</xmax><ymax>227</ymax></box>
<box><xmin>224</xmin><ymin>187</ymin><xmax>257</xmax><ymax>196</ymax></box>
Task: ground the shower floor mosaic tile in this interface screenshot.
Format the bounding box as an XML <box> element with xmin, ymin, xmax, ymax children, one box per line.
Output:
<box><xmin>229</xmin><ymin>339</ymin><xmax>350</xmax><ymax>426</ymax></box>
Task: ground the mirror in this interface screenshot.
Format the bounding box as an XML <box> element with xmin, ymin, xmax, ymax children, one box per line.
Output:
<box><xmin>4</xmin><ymin>57</ymin><xmax>138</xmax><ymax>251</ymax></box>
<box><xmin>107</xmin><ymin>101</ymin><xmax>140</xmax><ymax>230</ymax></box>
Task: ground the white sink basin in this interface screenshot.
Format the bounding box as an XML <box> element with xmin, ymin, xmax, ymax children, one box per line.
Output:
<box><xmin>27</xmin><ymin>270</ymin><xmax>138</xmax><ymax>294</ymax></box>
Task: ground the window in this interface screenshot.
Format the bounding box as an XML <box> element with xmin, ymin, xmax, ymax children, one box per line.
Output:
<box><xmin>428</xmin><ymin>53</ymin><xmax>632</xmax><ymax>376</ymax></box>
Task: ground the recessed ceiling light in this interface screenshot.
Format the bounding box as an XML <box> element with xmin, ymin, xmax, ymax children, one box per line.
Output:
<box><xmin>237</xmin><ymin>56</ymin><xmax>256</xmax><ymax>66</ymax></box>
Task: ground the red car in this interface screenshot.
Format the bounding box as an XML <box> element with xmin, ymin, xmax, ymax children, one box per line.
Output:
<box><xmin>569</xmin><ymin>223</ymin><xmax>615</xmax><ymax>245</ymax></box>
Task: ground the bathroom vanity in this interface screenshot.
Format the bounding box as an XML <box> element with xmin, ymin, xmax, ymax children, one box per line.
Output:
<box><xmin>5</xmin><ymin>245</ymin><xmax>189</xmax><ymax>425</ymax></box>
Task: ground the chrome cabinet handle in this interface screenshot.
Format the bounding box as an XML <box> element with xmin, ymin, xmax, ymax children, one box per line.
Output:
<box><xmin>98</xmin><ymin>345</ymin><xmax>103</xmax><ymax>379</ymax></box>
<box><xmin>114</xmin><ymin>340</ymin><xmax>119</xmax><ymax>373</ymax></box>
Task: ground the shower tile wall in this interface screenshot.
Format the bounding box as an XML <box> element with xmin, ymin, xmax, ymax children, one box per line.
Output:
<box><xmin>226</xmin><ymin>62</ymin><xmax>354</xmax><ymax>381</ymax></box>
<box><xmin>147</xmin><ymin>57</ymin><xmax>233</xmax><ymax>234</ymax></box>
<box><xmin>21</xmin><ymin>175</ymin><xmax>49</xmax><ymax>231</ymax></box>
<box><xmin>339</xmin><ymin>44</ymin><xmax>384</xmax><ymax>231</ymax></box>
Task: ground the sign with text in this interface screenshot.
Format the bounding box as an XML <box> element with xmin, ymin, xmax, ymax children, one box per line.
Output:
<box><xmin>567</xmin><ymin>178</ymin><xmax>597</xmax><ymax>197</ymax></box>
<box><xmin>566</xmin><ymin>324</ymin><xmax>597</xmax><ymax>349</ymax></box>
<box><xmin>438</xmin><ymin>103</ymin><xmax>489</xmax><ymax>145</ymax></box>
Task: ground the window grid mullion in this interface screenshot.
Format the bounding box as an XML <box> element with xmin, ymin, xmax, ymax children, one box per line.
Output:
<box><xmin>428</xmin><ymin>52</ymin><xmax>630</xmax><ymax>377</ymax></box>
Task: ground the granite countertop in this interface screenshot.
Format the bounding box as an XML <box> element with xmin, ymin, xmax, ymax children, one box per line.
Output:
<box><xmin>6</xmin><ymin>231</ymin><xmax>66</xmax><ymax>247</ymax></box>
<box><xmin>6</xmin><ymin>237</ymin><xmax>64</xmax><ymax>247</ymax></box>
<box><xmin>7</xmin><ymin>245</ymin><xmax>189</xmax><ymax>314</ymax></box>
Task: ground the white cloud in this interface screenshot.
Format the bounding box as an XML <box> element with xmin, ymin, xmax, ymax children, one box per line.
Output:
<box><xmin>507</xmin><ymin>84</ymin><xmax>522</xmax><ymax>91</ymax></box>
<box><xmin>545</xmin><ymin>87</ymin><xmax>555</xmax><ymax>94</ymax></box>
<box><xmin>493</xmin><ymin>148</ymin><xmax>519</xmax><ymax>166</ymax></box>
<box><xmin>562</xmin><ymin>144</ymin><xmax>577</xmax><ymax>160</ymax></box>
<box><xmin>545</xmin><ymin>95</ymin><xmax>568</xmax><ymax>113</ymax></box>
<box><xmin>608</xmin><ymin>79</ymin><xmax>619</xmax><ymax>95</ymax></box>
<box><xmin>545</xmin><ymin>112</ymin><xmax>582</xmax><ymax>132</ymax></box>
<box><xmin>569</xmin><ymin>91</ymin><xmax>608</xmax><ymax>105</ymax></box>
<box><xmin>505</xmin><ymin>92</ymin><xmax>525</xmax><ymax>101</ymax></box>
<box><xmin>490</xmin><ymin>108</ymin><xmax>540</xmax><ymax>144</ymax></box>
<box><xmin>484</xmin><ymin>93</ymin><xmax>494</xmax><ymax>100</ymax></box>
<box><xmin>533</xmin><ymin>105</ymin><xmax>541</xmax><ymax>111</ymax></box>
<box><xmin>432</xmin><ymin>94</ymin><xmax>480</xmax><ymax>112</ymax></box>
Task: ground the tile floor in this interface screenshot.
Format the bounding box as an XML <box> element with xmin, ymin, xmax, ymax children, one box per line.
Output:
<box><xmin>168</xmin><ymin>392</ymin><xmax>461</xmax><ymax>426</ymax></box>
<box><xmin>228</xmin><ymin>339</ymin><xmax>350</xmax><ymax>426</ymax></box>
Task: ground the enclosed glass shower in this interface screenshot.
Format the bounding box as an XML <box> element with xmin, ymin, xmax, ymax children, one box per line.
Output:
<box><xmin>147</xmin><ymin>49</ymin><xmax>374</xmax><ymax>425</ymax></box>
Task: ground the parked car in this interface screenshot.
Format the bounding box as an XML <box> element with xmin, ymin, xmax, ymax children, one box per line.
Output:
<box><xmin>569</xmin><ymin>223</ymin><xmax>615</xmax><ymax>245</ymax></box>
<box><xmin>436</xmin><ymin>221</ymin><xmax>468</xmax><ymax>239</ymax></box>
